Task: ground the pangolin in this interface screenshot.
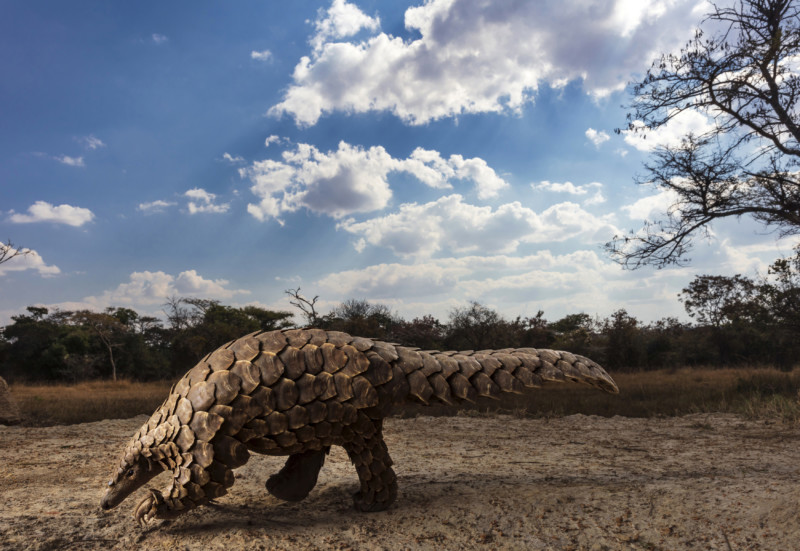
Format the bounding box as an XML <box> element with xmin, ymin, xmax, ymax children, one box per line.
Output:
<box><xmin>100</xmin><ymin>328</ymin><xmax>618</xmax><ymax>525</ymax></box>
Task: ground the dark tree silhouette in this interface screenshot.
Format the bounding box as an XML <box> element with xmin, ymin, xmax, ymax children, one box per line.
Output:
<box><xmin>0</xmin><ymin>240</ymin><xmax>29</xmax><ymax>267</ymax></box>
<box><xmin>608</xmin><ymin>0</ymin><xmax>800</xmax><ymax>268</ymax></box>
<box><xmin>285</xmin><ymin>287</ymin><xmax>320</xmax><ymax>327</ymax></box>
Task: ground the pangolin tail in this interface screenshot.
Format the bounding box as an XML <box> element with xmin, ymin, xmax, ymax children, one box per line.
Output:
<box><xmin>368</xmin><ymin>342</ymin><xmax>618</xmax><ymax>406</ymax></box>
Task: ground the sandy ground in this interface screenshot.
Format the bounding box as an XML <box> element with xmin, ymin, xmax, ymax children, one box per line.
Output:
<box><xmin>1</xmin><ymin>413</ymin><xmax>799</xmax><ymax>551</ymax></box>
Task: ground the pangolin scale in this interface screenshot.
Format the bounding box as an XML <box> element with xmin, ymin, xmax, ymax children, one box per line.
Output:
<box><xmin>100</xmin><ymin>328</ymin><xmax>618</xmax><ymax>525</ymax></box>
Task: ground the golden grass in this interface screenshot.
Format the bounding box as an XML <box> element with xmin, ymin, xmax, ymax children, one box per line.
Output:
<box><xmin>7</xmin><ymin>367</ymin><xmax>800</xmax><ymax>426</ymax></box>
<box><xmin>398</xmin><ymin>367</ymin><xmax>800</xmax><ymax>422</ymax></box>
<box><xmin>10</xmin><ymin>380</ymin><xmax>171</xmax><ymax>426</ymax></box>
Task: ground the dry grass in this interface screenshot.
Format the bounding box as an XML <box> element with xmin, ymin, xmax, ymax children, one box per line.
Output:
<box><xmin>398</xmin><ymin>367</ymin><xmax>800</xmax><ymax>422</ymax></box>
<box><xmin>7</xmin><ymin>367</ymin><xmax>800</xmax><ymax>426</ymax></box>
<box><xmin>10</xmin><ymin>380</ymin><xmax>171</xmax><ymax>426</ymax></box>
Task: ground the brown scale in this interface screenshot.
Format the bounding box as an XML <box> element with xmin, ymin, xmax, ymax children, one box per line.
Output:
<box><xmin>101</xmin><ymin>328</ymin><xmax>618</xmax><ymax>526</ymax></box>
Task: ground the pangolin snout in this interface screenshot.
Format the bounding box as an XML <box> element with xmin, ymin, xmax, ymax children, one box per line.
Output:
<box><xmin>100</xmin><ymin>492</ymin><xmax>117</xmax><ymax>510</ymax></box>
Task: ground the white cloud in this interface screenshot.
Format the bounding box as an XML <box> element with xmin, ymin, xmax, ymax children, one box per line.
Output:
<box><xmin>251</xmin><ymin>50</ymin><xmax>273</xmax><ymax>61</ymax></box>
<box><xmin>396</xmin><ymin>148</ymin><xmax>509</xmax><ymax>199</ymax></box>
<box><xmin>55</xmin><ymin>155</ymin><xmax>85</xmax><ymax>167</ymax></box>
<box><xmin>0</xmin><ymin>244</ymin><xmax>60</xmax><ymax>278</ymax></box>
<box><xmin>621</xmin><ymin>189</ymin><xmax>680</xmax><ymax>220</ymax></box>
<box><xmin>9</xmin><ymin>201</ymin><xmax>94</xmax><ymax>227</ymax></box>
<box><xmin>311</xmin><ymin>0</ymin><xmax>380</xmax><ymax>51</ymax></box>
<box><xmin>137</xmin><ymin>199</ymin><xmax>176</xmax><ymax>213</ymax></box>
<box><xmin>184</xmin><ymin>188</ymin><xmax>230</xmax><ymax>214</ymax></box>
<box><xmin>338</xmin><ymin>194</ymin><xmax>620</xmax><ymax>259</ymax></box>
<box><xmin>312</xmin><ymin>241</ymin><xmax>793</xmax><ymax>324</ymax></box>
<box><xmin>78</xmin><ymin>135</ymin><xmax>105</xmax><ymax>150</ymax></box>
<box><xmin>395</xmin><ymin>148</ymin><xmax>455</xmax><ymax>190</ymax></box>
<box><xmin>535</xmin><ymin>181</ymin><xmax>605</xmax><ymax>206</ymax></box>
<box><xmin>585</xmin><ymin>128</ymin><xmax>610</xmax><ymax>147</ymax></box>
<box><xmin>583</xmin><ymin>189</ymin><xmax>607</xmax><ymax>206</ymax></box>
<box><xmin>623</xmin><ymin>109</ymin><xmax>715</xmax><ymax>151</ymax></box>
<box><xmin>447</xmin><ymin>155</ymin><xmax>509</xmax><ymax>199</ymax></box>
<box><xmin>152</xmin><ymin>33</ymin><xmax>168</xmax><ymax>44</ymax></box>
<box><xmin>313</xmin><ymin>249</ymin><xmax>686</xmax><ymax>322</ymax></box>
<box><xmin>536</xmin><ymin>180</ymin><xmax>596</xmax><ymax>195</ymax></box>
<box><xmin>89</xmin><ymin>269</ymin><xmax>249</xmax><ymax>307</ymax></box>
<box><xmin>241</xmin><ymin>141</ymin><xmax>508</xmax><ymax>222</ymax></box>
<box><xmin>318</xmin><ymin>260</ymin><xmax>471</xmax><ymax>299</ymax></box>
<box><xmin>265</xmin><ymin>135</ymin><xmax>284</xmax><ymax>147</ymax></box>
<box><xmin>271</xmin><ymin>0</ymin><xmax>704</xmax><ymax>126</ymax></box>
<box><xmin>222</xmin><ymin>152</ymin><xmax>245</xmax><ymax>164</ymax></box>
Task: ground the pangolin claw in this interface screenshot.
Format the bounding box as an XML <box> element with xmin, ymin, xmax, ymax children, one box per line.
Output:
<box><xmin>134</xmin><ymin>489</ymin><xmax>163</xmax><ymax>526</ymax></box>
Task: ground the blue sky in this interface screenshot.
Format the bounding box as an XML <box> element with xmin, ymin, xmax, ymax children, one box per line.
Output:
<box><xmin>1</xmin><ymin>0</ymin><xmax>795</xmax><ymax>326</ymax></box>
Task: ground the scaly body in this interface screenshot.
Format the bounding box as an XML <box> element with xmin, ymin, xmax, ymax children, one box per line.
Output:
<box><xmin>100</xmin><ymin>328</ymin><xmax>618</xmax><ymax>524</ymax></box>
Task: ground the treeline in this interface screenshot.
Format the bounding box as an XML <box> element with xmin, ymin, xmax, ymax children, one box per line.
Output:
<box><xmin>2</xmin><ymin>249</ymin><xmax>799</xmax><ymax>382</ymax></box>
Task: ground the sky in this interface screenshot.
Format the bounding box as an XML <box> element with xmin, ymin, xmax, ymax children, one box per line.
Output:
<box><xmin>1</xmin><ymin>0</ymin><xmax>797</xmax><ymax>328</ymax></box>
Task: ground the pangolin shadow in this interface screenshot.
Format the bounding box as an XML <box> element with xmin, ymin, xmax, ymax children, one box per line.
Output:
<box><xmin>160</xmin><ymin>484</ymin><xmax>365</xmax><ymax>534</ymax></box>
<box><xmin>155</xmin><ymin>471</ymin><xmax>629</xmax><ymax>533</ymax></box>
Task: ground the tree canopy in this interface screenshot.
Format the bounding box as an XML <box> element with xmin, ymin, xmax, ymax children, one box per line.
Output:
<box><xmin>608</xmin><ymin>0</ymin><xmax>800</xmax><ymax>268</ymax></box>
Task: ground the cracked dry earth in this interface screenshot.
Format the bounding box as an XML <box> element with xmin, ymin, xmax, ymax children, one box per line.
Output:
<box><xmin>1</xmin><ymin>413</ymin><xmax>799</xmax><ymax>550</ymax></box>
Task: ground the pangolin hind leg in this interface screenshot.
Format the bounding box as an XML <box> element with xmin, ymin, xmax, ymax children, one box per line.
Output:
<box><xmin>343</xmin><ymin>419</ymin><xmax>397</xmax><ymax>512</ymax></box>
<box><xmin>265</xmin><ymin>447</ymin><xmax>330</xmax><ymax>502</ymax></box>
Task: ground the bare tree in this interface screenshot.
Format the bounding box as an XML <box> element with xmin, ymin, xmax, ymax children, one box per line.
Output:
<box><xmin>608</xmin><ymin>0</ymin><xmax>800</xmax><ymax>268</ymax></box>
<box><xmin>285</xmin><ymin>287</ymin><xmax>320</xmax><ymax>326</ymax></box>
<box><xmin>163</xmin><ymin>295</ymin><xmax>193</xmax><ymax>331</ymax></box>
<box><xmin>0</xmin><ymin>240</ymin><xmax>30</xmax><ymax>266</ymax></box>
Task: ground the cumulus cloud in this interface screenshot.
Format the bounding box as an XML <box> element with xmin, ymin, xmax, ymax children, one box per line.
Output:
<box><xmin>536</xmin><ymin>181</ymin><xmax>599</xmax><ymax>195</ymax></box>
<box><xmin>583</xmin><ymin>190</ymin><xmax>607</xmax><ymax>206</ymax></box>
<box><xmin>397</xmin><ymin>148</ymin><xmax>509</xmax><ymax>199</ymax></box>
<box><xmin>271</xmin><ymin>0</ymin><xmax>705</xmax><ymax>126</ymax></box>
<box><xmin>90</xmin><ymin>269</ymin><xmax>249</xmax><ymax>307</ymax></box>
<box><xmin>621</xmin><ymin>189</ymin><xmax>680</xmax><ymax>220</ymax></box>
<box><xmin>446</xmin><ymin>155</ymin><xmax>509</xmax><ymax>199</ymax></box>
<box><xmin>623</xmin><ymin>109</ymin><xmax>716</xmax><ymax>151</ymax></box>
<box><xmin>314</xmin><ymin>249</ymin><xmax>655</xmax><ymax>321</ymax></box>
<box><xmin>240</xmin><ymin>141</ymin><xmax>508</xmax><ymax>222</ymax></box>
<box><xmin>535</xmin><ymin>181</ymin><xmax>606</xmax><ymax>206</ymax></box>
<box><xmin>311</xmin><ymin>244</ymin><xmax>755</xmax><ymax>323</ymax></box>
<box><xmin>338</xmin><ymin>194</ymin><xmax>620</xmax><ymax>258</ymax></box>
<box><xmin>9</xmin><ymin>201</ymin><xmax>94</xmax><ymax>227</ymax></box>
<box><xmin>311</xmin><ymin>0</ymin><xmax>380</xmax><ymax>51</ymax></box>
<box><xmin>55</xmin><ymin>155</ymin><xmax>85</xmax><ymax>167</ymax></box>
<box><xmin>137</xmin><ymin>199</ymin><xmax>176</xmax><ymax>214</ymax></box>
<box><xmin>251</xmin><ymin>50</ymin><xmax>273</xmax><ymax>61</ymax></box>
<box><xmin>0</xmin><ymin>244</ymin><xmax>60</xmax><ymax>278</ymax></box>
<box><xmin>586</xmin><ymin>128</ymin><xmax>610</xmax><ymax>147</ymax></box>
<box><xmin>184</xmin><ymin>188</ymin><xmax>230</xmax><ymax>214</ymax></box>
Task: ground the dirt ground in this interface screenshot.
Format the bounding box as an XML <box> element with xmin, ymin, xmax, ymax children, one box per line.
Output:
<box><xmin>1</xmin><ymin>413</ymin><xmax>798</xmax><ymax>551</ymax></box>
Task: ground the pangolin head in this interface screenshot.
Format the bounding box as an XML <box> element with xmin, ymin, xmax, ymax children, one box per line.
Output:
<box><xmin>100</xmin><ymin>445</ymin><xmax>163</xmax><ymax>511</ymax></box>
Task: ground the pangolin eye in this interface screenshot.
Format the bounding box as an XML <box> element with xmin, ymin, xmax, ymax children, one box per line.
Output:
<box><xmin>126</xmin><ymin>469</ymin><xmax>135</xmax><ymax>477</ymax></box>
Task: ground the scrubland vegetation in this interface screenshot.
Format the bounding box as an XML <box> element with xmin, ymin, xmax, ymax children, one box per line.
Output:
<box><xmin>3</xmin><ymin>248</ymin><xmax>800</xmax><ymax>425</ymax></box>
<box><xmin>10</xmin><ymin>367</ymin><xmax>800</xmax><ymax>426</ymax></box>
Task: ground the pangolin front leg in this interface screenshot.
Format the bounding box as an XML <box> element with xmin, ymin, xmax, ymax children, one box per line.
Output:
<box><xmin>266</xmin><ymin>447</ymin><xmax>330</xmax><ymax>502</ymax></box>
<box><xmin>133</xmin><ymin>460</ymin><xmax>234</xmax><ymax>524</ymax></box>
<box><xmin>343</xmin><ymin>418</ymin><xmax>397</xmax><ymax>512</ymax></box>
